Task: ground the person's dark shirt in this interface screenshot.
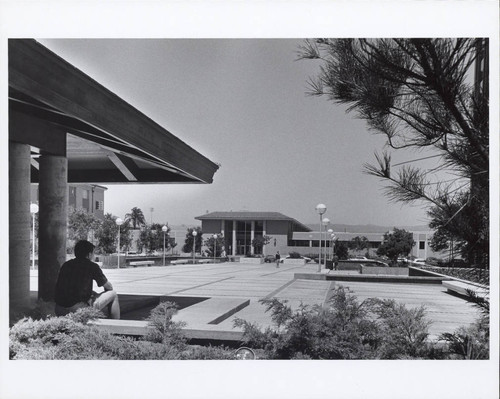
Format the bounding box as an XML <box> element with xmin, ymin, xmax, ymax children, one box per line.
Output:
<box><xmin>55</xmin><ymin>257</ymin><xmax>108</xmax><ymax>307</ymax></box>
<box><xmin>276</xmin><ymin>253</ymin><xmax>280</xmax><ymax>260</ymax></box>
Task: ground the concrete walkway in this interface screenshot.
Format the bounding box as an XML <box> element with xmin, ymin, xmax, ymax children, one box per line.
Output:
<box><xmin>30</xmin><ymin>261</ymin><xmax>482</xmax><ymax>340</ymax></box>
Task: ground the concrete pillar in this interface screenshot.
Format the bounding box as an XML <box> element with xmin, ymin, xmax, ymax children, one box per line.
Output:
<box><xmin>220</xmin><ymin>220</ymin><xmax>224</xmax><ymax>236</ymax></box>
<box><xmin>38</xmin><ymin>155</ymin><xmax>68</xmax><ymax>301</ymax></box>
<box><xmin>232</xmin><ymin>220</ymin><xmax>236</xmax><ymax>256</ymax></box>
<box><xmin>263</xmin><ymin>221</ymin><xmax>267</xmax><ymax>256</ymax></box>
<box><xmin>250</xmin><ymin>221</ymin><xmax>255</xmax><ymax>255</ymax></box>
<box><xmin>9</xmin><ymin>142</ymin><xmax>31</xmax><ymax>311</ymax></box>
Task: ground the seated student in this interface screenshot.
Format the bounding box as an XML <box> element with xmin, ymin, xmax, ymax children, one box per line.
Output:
<box><xmin>55</xmin><ymin>240</ymin><xmax>120</xmax><ymax>319</ymax></box>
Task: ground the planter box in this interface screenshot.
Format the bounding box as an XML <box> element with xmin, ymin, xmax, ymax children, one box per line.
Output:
<box><xmin>100</xmin><ymin>255</ymin><xmax>127</xmax><ymax>269</ymax></box>
<box><xmin>240</xmin><ymin>257</ymin><xmax>264</xmax><ymax>264</ymax></box>
<box><xmin>360</xmin><ymin>265</ymin><xmax>409</xmax><ymax>276</ymax></box>
<box><xmin>283</xmin><ymin>258</ymin><xmax>307</xmax><ymax>265</ymax></box>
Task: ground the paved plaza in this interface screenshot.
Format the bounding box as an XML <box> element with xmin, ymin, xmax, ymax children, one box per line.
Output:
<box><xmin>30</xmin><ymin>261</ymin><xmax>482</xmax><ymax>340</ymax></box>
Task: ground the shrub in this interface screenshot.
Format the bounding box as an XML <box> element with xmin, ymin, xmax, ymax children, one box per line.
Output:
<box><xmin>234</xmin><ymin>288</ymin><xmax>380</xmax><ymax>359</ymax></box>
<box><xmin>439</xmin><ymin>318</ymin><xmax>489</xmax><ymax>359</ymax></box>
<box><xmin>234</xmin><ymin>287</ymin><xmax>448</xmax><ymax>360</ymax></box>
<box><xmin>144</xmin><ymin>301</ymin><xmax>187</xmax><ymax>348</ymax></box>
<box><xmin>9</xmin><ymin>305</ymin><xmax>235</xmax><ymax>360</ymax></box>
<box><xmin>366</xmin><ymin>298</ymin><xmax>436</xmax><ymax>359</ymax></box>
<box><xmin>288</xmin><ymin>252</ymin><xmax>302</xmax><ymax>259</ymax></box>
<box><xmin>178</xmin><ymin>345</ymin><xmax>237</xmax><ymax>360</ymax></box>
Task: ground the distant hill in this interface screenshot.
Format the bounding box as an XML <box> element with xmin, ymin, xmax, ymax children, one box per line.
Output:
<box><xmin>304</xmin><ymin>223</ymin><xmax>431</xmax><ymax>233</ymax></box>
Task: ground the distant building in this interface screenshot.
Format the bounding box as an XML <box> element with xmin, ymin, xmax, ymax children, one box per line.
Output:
<box><xmin>31</xmin><ymin>183</ymin><xmax>107</xmax><ymax>220</ymax></box>
<box><xmin>292</xmin><ymin>230</ymin><xmax>438</xmax><ymax>260</ymax></box>
<box><xmin>196</xmin><ymin>210</ymin><xmax>442</xmax><ymax>260</ymax></box>
<box><xmin>195</xmin><ymin>211</ymin><xmax>311</xmax><ymax>256</ymax></box>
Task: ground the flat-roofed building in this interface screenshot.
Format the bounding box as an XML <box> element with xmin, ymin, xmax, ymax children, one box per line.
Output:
<box><xmin>195</xmin><ymin>211</ymin><xmax>312</xmax><ymax>256</ymax></box>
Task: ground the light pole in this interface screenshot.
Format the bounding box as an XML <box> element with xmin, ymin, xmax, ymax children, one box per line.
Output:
<box><xmin>213</xmin><ymin>234</ymin><xmax>218</xmax><ymax>263</ymax></box>
<box><xmin>116</xmin><ymin>217</ymin><xmax>123</xmax><ymax>269</ymax></box>
<box><xmin>322</xmin><ymin>218</ymin><xmax>330</xmax><ymax>268</ymax></box>
<box><xmin>192</xmin><ymin>230</ymin><xmax>198</xmax><ymax>264</ymax></box>
<box><xmin>327</xmin><ymin>229</ymin><xmax>333</xmax><ymax>260</ymax></box>
<box><xmin>162</xmin><ymin>225</ymin><xmax>168</xmax><ymax>266</ymax></box>
<box><xmin>30</xmin><ymin>203</ymin><xmax>39</xmax><ymax>270</ymax></box>
<box><xmin>315</xmin><ymin>203</ymin><xmax>326</xmax><ymax>272</ymax></box>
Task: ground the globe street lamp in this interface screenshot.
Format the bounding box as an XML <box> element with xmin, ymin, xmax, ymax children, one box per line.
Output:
<box><xmin>162</xmin><ymin>225</ymin><xmax>168</xmax><ymax>266</ymax></box>
<box><xmin>322</xmin><ymin>218</ymin><xmax>330</xmax><ymax>268</ymax></box>
<box><xmin>116</xmin><ymin>217</ymin><xmax>123</xmax><ymax>269</ymax></box>
<box><xmin>30</xmin><ymin>203</ymin><xmax>39</xmax><ymax>270</ymax></box>
<box><xmin>192</xmin><ymin>230</ymin><xmax>198</xmax><ymax>264</ymax></box>
<box><xmin>315</xmin><ymin>204</ymin><xmax>326</xmax><ymax>272</ymax></box>
<box><xmin>213</xmin><ymin>234</ymin><xmax>218</xmax><ymax>264</ymax></box>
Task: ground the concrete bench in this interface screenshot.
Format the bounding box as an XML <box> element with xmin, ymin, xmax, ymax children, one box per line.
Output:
<box><xmin>129</xmin><ymin>260</ymin><xmax>155</xmax><ymax>267</ymax></box>
<box><xmin>198</xmin><ymin>259</ymin><xmax>211</xmax><ymax>264</ymax></box>
<box><xmin>442</xmin><ymin>280</ymin><xmax>488</xmax><ymax>299</ymax></box>
<box><xmin>170</xmin><ymin>259</ymin><xmax>189</xmax><ymax>265</ymax></box>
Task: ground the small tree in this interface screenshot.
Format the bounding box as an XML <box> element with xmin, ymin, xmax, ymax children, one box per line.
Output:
<box><xmin>125</xmin><ymin>207</ymin><xmax>146</xmax><ymax>230</ymax></box>
<box><xmin>251</xmin><ymin>235</ymin><xmax>272</xmax><ymax>255</ymax></box>
<box><xmin>349</xmin><ymin>236</ymin><xmax>370</xmax><ymax>252</ymax></box>
<box><xmin>377</xmin><ymin>228</ymin><xmax>415</xmax><ymax>264</ymax></box>
<box><xmin>137</xmin><ymin>223</ymin><xmax>171</xmax><ymax>254</ymax></box>
<box><xmin>182</xmin><ymin>227</ymin><xmax>203</xmax><ymax>254</ymax></box>
<box><xmin>335</xmin><ymin>242</ymin><xmax>349</xmax><ymax>260</ymax></box>
<box><xmin>68</xmin><ymin>208</ymin><xmax>101</xmax><ymax>243</ymax></box>
<box><xmin>94</xmin><ymin>213</ymin><xmax>132</xmax><ymax>254</ymax></box>
<box><xmin>203</xmin><ymin>234</ymin><xmax>225</xmax><ymax>257</ymax></box>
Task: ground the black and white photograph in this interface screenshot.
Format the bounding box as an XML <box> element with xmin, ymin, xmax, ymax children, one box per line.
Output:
<box><xmin>1</xmin><ymin>1</ymin><xmax>498</xmax><ymax>398</ymax></box>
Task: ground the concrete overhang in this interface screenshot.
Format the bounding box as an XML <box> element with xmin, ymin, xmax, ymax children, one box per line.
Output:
<box><xmin>9</xmin><ymin>39</ymin><xmax>219</xmax><ymax>184</ymax></box>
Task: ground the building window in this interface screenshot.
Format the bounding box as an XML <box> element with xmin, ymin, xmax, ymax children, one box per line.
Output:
<box><xmin>419</xmin><ymin>241</ymin><xmax>425</xmax><ymax>250</ymax></box>
<box><xmin>82</xmin><ymin>189</ymin><xmax>88</xmax><ymax>199</ymax></box>
<box><xmin>290</xmin><ymin>240</ymin><xmax>310</xmax><ymax>247</ymax></box>
<box><xmin>95</xmin><ymin>200</ymin><xmax>103</xmax><ymax>210</ymax></box>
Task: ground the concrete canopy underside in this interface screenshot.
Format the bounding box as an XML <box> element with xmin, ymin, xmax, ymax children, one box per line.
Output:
<box><xmin>9</xmin><ymin>39</ymin><xmax>219</xmax><ymax>184</ymax></box>
<box><xmin>9</xmin><ymin>39</ymin><xmax>219</xmax><ymax>310</ymax></box>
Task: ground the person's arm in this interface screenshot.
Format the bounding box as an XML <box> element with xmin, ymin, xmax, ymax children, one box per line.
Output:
<box><xmin>103</xmin><ymin>281</ymin><xmax>114</xmax><ymax>291</ymax></box>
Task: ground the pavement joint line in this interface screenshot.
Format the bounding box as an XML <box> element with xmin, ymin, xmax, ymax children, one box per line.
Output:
<box><xmin>164</xmin><ymin>276</ymin><xmax>235</xmax><ymax>296</ymax></box>
<box><xmin>262</xmin><ymin>279</ymin><xmax>297</xmax><ymax>300</ymax></box>
<box><xmin>260</xmin><ymin>265</ymin><xmax>308</xmax><ymax>277</ymax></box>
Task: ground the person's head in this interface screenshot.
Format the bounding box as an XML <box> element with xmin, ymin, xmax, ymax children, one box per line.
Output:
<box><xmin>74</xmin><ymin>240</ymin><xmax>95</xmax><ymax>259</ymax></box>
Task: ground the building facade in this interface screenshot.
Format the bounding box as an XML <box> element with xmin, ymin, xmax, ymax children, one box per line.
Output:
<box><xmin>197</xmin><ymin>211</ymin><xmax>443</xmax><ymax>260</ymax></box>
<box><xmin>31</xmin><ymin>183</ymin><xmax>107</xmax><ymax>220</ymax></box>
<box><xmin>195</xmin><ymin>211</ymin><xmax>312</xmax><ymax>256</ymax></box>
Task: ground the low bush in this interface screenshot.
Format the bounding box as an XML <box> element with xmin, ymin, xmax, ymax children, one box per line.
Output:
<box><xmin>234</xmin><ymin>287</ymin><xmax>448</xmax><ymax>360</ymax></box>
<box><xmin>9</xmin><ymin>305</ymin><xmax>237</xmax><ymax>360</ymax></box>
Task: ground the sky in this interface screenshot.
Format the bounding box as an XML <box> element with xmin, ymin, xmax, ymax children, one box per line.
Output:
<box><xmin>39</xmin><ymin>38</ymin><xmax>447</xmax><ymax>228</ymax></box>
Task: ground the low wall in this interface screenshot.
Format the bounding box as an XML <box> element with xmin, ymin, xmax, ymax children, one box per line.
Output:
<box><xmin>283</xmin><ymin>258</ymin><xmax>307</xmax><ymax>265</ymax></box>
<box><xmin>360</xmin><ymin>265</ymin><xmax>409</xmax><ymax>276</ymax></box>
<box><xmin>100</xmin><ymin>255</ymin><xmax>127</xmax><ymax>269</ymax></box>
<box><xmin>337</xmin><ymin>261</ymin><xmax>361</xmax><ymax>271</ymax></box>
<box><xmin>240</xmin><ymin>257</ymin><xmax>264</xmax><ymax>264</ymax></box>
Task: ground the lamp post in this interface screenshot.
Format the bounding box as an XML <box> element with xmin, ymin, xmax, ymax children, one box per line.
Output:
<box><xmin>30</xmin><ymin>203</ymin><xmax>39</xmax><ymax>270</ymax></box>
<box><xmin>327</xmin><ymin>229</ymin><xmax>333</xmax><ymax>260</ymax></box>
<box><xmin>162</xmin><ymin>225</ymin><xmax>168</xmax><ymax>266</ymax></box>
<box><xmin>315</xmin><ymin>203</ymin><xmax>326</xmax><ymax>272</ymax></box>
<box><xmin>116</xmin><ymin>217</ymin><xmax>123</xmax><ymax>269</ymax></box>
<box><xmin>213</xmin><ymin>234</ymin><xmax>218</xmax><ymax>263</ymax></box>
<box><xmin>322</xmin><ymin>218</ymin><xmax>330</xmax><ymax>268</ymax></box>
<box><xmin>192</xmin><ymin>230</ymin><xmax>198</xmax><ymax>264</ymax></box>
